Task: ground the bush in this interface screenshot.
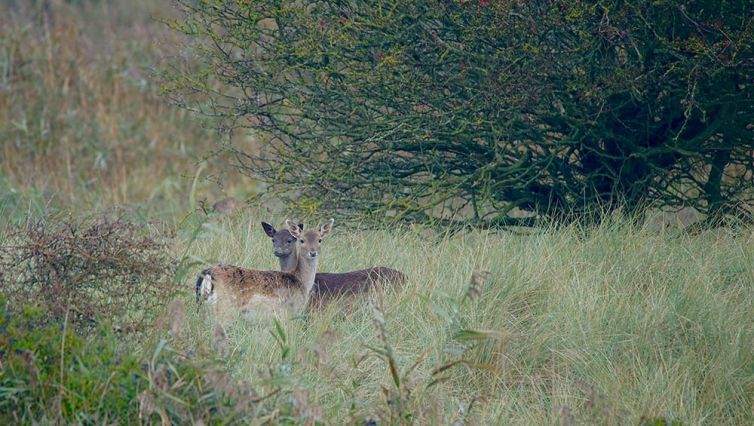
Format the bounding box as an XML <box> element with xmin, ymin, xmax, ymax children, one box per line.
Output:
<box><xmin>0</xmin><ymin>298</ymin><xmax>260</xmax><ymax>423</ymax></box>
<box><xmin>165</xmin><ymin>0</ymin><xmax>754</xmax><ymax>226</ymax></box>
<box><xmin>0</xmin><ymin>295</ymin><xmax>419</xmax><ymax>424</ymax></box>
<box><xmin>0</xmin><ymin>215</ymin><xmax>179</xmax><ymax>334</ymax></box>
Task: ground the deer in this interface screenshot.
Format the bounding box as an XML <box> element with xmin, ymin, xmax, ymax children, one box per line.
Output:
<box><xmin>261</xmin><ymin>221</ymin><xmax>405</xmax><ymax>306</ymax></box>
<box><xmin>212</xmin><ymin>197</ymin><xmax>245</xmax><ymax>215</ymax></box>
<box><xmin>195</xmin><ymin>219</ymin><xmax>334</xmax><ymax>319</ymax></box>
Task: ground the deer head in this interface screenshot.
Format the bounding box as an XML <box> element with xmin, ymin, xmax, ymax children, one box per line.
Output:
<box><xmin>286</xmin><ymin>218</ymin><xmax>333</xmax><ymax>260</ymax></box>
<box><xmin>262</xmin><ymin>221</ymin><xmax>304</xmax><ymax>259</ymax></box>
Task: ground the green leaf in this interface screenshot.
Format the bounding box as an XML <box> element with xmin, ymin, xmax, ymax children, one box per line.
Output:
<box><xmin>453</xmin><ymin>329</ymin><xmax>501</xmax><ymax>342</ymax></box>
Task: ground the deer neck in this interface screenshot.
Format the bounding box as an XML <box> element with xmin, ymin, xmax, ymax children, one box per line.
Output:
<box><xmin>278</xmin><ymin>250</ymin><xmax>298</xmax><ymax>273</ymax></box>
<box><xmin>293</xmin><ymin>251</ymin><xmax>318</xmax><ymax>298</ymax></box>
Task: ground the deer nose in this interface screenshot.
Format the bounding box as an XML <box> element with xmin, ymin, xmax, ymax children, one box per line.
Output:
<box><xmin>273</xmin><ymin>249</ymin><xmax>285</xmax><ymax>256</ymax></box>
<box><xmin>308</xmin><ymin>251</ymin><xmax>317</xmax><ymax>258</ymax></box>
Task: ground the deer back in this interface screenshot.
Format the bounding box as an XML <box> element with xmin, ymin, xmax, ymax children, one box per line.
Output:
<box><xmin>311</xmin><ymin>267</ymin><xmax>406</xmax><ymax>303</ymax></box>
<box><xmin>204</xmin><ymin>264</ymin><xmax>303</xmax><ymax>307</ymax></box>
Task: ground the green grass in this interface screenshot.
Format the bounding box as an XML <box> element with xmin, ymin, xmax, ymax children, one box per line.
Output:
<box><xmin>179</xmin><ymin>214</ymin><xmax>754</xmax><ymax>424</ymax></box>
<box><xmin>1</xmin><ymin>2</ymin><xmax>752</xmax><ymax>424</ymax></box>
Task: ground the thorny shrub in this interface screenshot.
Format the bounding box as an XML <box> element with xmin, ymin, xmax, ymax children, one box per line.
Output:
<box><xmin>0</xmin><ymin>216</ymin><xmax>179</xmax><ymax>334</ymax></box>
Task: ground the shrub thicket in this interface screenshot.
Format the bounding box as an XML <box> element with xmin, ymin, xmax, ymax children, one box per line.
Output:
<box><xmin>0</xmin><ymin>216</ymin><xmax>178</xmax><ymax>333</ymax></box>
<box><xmin>166</xmin><ymin>0</ymin><xmax>754</xmax><ymax>226</ymax></box>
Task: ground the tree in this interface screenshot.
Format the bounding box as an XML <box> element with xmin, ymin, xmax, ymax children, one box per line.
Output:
<box><xmin>164</xmin><ymin>0</ymin><xmax>754</xmax><ymax>226</ymax></box>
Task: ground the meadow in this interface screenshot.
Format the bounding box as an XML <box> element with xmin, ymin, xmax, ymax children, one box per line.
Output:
<box><xmin>178</xmin><ymin>214</ymin><xmax>754</xmax><ymax>424</ymax></box>
<box><xmin>1</xmin><ymin>1</ymin><xmax>753</xmax><ymax>425</ymax></box>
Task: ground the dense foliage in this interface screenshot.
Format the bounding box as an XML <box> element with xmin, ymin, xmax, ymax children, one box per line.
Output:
<box><xmin>166</xmin><ymin>0</ymin><xmax>754</xmax><ymax>225</ymax></box>
<box><xmin>0</xmin><ymin>298</ymin><xmax>263</xmax><ymax>423</ymax></box>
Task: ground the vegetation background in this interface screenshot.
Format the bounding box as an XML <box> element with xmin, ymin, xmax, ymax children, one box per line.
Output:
<box><xmin>166</xmin><ymin>0</ymin><xmax>754</xmax><ymax>227</ymax></box>
<box><xmin>0</xmin><ymin>0</ymin><xmax>752</xmax><ymax>424</ymax></box>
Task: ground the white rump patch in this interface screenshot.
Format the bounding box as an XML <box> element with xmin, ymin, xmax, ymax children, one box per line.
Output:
<box><xmin>200</xmin><ymin>274</ymin><xmax>217</xmax><ymax>305</ymax></box>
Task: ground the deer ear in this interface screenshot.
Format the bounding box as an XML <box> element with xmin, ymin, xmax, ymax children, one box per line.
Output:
<box><xmin>285</xmin><ymin>220</ymin><xmax>302</xmax><ymax>238</ymax></box>
<box><xmin>319</xmin><ymin>218</ymin><xmax>334</xmax><ymax>237</ymax></box>
<box><xmin>261</xmin><ymin>222</ymin><xmax>276</xmax><ymax>238</ymax></box>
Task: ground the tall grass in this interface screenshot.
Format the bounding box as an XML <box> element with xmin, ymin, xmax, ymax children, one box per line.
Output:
<box><xmin>0</xmin><ymin>1</ymin><xmax>245</xmax><ymax>223</ymax></box>
<box><xmin>182</xmin><ymin>214</ymin><xmax>754</xmax><ymax>424</ymax></box>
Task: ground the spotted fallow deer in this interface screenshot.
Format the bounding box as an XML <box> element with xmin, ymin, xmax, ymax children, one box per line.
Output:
<box><xmin>260</xmin><ymin>222</ymin><xmax>405</xmax><ymax>305</ymax></box>
<box><xmin>196</xmin><ymin>219</ymin><xmax>334</xmax><ymax>318</ymax></box>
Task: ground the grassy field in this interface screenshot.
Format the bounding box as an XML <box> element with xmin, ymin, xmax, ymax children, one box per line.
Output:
<box><xmin>1</xmin><ymin>1</ymin><xmax>753</xmax><ymax>425</ymax></box>
<box><xmin>179</xmin><ymin>214</ymin><xmax>754</xmax><ymax>424</ymax></box>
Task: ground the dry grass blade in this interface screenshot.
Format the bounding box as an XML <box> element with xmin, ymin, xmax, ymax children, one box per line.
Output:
<box><xmin>138</xmin><ymin>391</ymin><xmax>169</xmax><ymax>425</ymax></box>
<box><xmin>213</xmin><ymin>323</ymin><xmax>228</xmax><ymax>357</ymax></box>
<box><xmin>464</xmin><ymin>270</ymin><xmax>489</xmax><ymax>302</ymax></box>
<box><xmin>370</xmin><ymin>295</ymin><xmax>401</xmax><ymax>390</ymax></box>
<box><xmin>168</xmin><ymin>299</ymin><xmax>185</xmax><ymax>338</ymax></box>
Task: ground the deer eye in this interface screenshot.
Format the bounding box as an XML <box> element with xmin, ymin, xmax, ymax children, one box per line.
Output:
<box><xmin>299</xmin><ymin>239</ymin><xmax>304</xmax><ymax>243</ymax></box>
<box><xmin>287</xmin><ymin>239</ymin><xmax>292</xmax><ymax>243</ymax></box>
<box><xmin>318</xmin><ymin>239</ymin><xmax>322</xmax><ymax>243</ymax></box>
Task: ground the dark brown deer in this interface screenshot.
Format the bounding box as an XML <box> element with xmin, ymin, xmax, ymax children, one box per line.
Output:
<box><xmin>196</xmin><ymin>219</ymin><xmax>333</xmax><ymax>319</ymax></box>
<box><xmin>261</xmin><ymin>222</ymin><xmax>405</xmax><ymax>305</ymax></box>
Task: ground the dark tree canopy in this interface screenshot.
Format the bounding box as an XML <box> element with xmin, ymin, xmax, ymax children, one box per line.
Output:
<box><xmin>165</xmin><ymin>0</ymin><xmax>754</xmax><ymax>226</ymax></box>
